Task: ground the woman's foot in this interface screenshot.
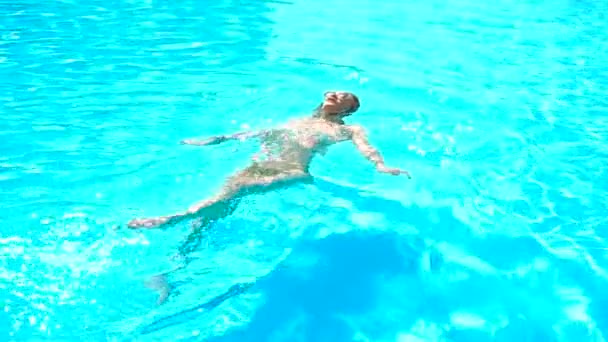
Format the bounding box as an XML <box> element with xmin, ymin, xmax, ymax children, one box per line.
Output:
<box><xmin>144</xmin><ymin>274</ymin><xmax>171</xmax><ymax>305</ymax></box>
<box><xmin>128</xmin><ymin>216</ymin><xmax>169</xmax><ymax>229</ymax></box>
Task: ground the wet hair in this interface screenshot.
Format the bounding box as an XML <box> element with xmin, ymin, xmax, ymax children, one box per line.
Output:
<box><xmin>343</xmin><ymin>94</ymin><xmax>360</xmax><ymax>114</ymax></box>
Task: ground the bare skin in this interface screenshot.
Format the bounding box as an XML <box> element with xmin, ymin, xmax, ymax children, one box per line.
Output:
<box><xmin>128</xmin><ymin>91</ymin><xmax>411</xmax><ymax>230</ymax></box>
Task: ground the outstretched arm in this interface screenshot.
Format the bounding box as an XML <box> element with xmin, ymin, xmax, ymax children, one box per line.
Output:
<box><xmin>181</xmin><ymin>129</ymin><xmax>268</xmax><ymax>146</ymax></box>
<box><xmin>348</xmin><ymin>125</ymin><xmax>411</xmax><ymax>178</ymax></box>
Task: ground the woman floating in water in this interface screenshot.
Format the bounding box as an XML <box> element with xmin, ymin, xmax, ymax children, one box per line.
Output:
<box><xmin>128</xmin><ymin>91</ymin><xmax>411</xmax><ymax>230</ymax></box>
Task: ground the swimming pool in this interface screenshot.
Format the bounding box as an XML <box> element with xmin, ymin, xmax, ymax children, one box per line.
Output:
<box><xmin>2</xmin><ymin>0</ymin><xmax>608</xmax><ymax>340</ymax></box>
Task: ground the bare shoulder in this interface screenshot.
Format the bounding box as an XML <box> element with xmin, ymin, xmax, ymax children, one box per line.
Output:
<box><xmin>285</xmin><ymin>117</ymin><xmax>313</xmax><ymax>128</ymax></box>
<box><xmin>343</xmin><ymin>124</ymin><xmax>366</xmax><ymax>136</ymax></box>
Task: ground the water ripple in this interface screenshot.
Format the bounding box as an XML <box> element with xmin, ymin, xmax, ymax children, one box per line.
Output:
<box><xmin>1</xmin><ymin>0</ymin><xmax>608</xmax><ymax>340</ymax></box>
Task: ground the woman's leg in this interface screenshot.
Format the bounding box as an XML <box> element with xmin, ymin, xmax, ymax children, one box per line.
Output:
<box><xmin>127</xmin><ymin>168</ymin><xmax>311</xmax><ymax>230</ymax></box>
<box><xmin>129</xmin><ymin>168</ymin><xmax>310</xmax><ymax>305</ymax></box>
<box><xmin>176</xmin><ymin>169</ymin><xmax>311</xmax><ymax>254</ymax></box>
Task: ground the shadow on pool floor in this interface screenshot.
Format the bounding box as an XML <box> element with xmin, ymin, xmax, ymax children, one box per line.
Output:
<box><xmin>200</xmin><ymin>212</ymin><xmax>590</xmax><ymax>341</ymax></box>
<box><xmin>136</xmin><ymin>179</ymin><xmax>604</xmax><ymax>341</ymax></box>
<box><xmin>205</xmin><ymin>228</ymin><xmax>418</xmax><ymax>342</ymax></box>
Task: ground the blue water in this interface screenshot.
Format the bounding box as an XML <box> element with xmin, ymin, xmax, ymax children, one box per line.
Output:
<box><xmin>2</xmin><ymin>0</ymin><xmax>608</xmax><ymax>340</ymax></box>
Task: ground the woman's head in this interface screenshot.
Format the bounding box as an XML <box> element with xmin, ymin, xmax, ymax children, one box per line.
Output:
<box><xmin>316</xmin><ymin>91</ymin><xmax>360</xmax><ymax>118</ymax></box>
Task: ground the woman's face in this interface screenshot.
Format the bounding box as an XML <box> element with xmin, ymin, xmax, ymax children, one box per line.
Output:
<box><xmin>321</xmin><ymin>91</ymin><xmax>358</xmax><ymax>114</ymax></box>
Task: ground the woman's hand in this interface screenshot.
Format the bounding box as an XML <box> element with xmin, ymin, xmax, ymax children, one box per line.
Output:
<box><xmin>180</xmin><ymin>136</ymin><xmax>226</xmax><ymax>146</ymax></box>
<box><xmin>376</xmin><ymin>164</ymin><xmax>411</xmax><ymax>178</ymax></box>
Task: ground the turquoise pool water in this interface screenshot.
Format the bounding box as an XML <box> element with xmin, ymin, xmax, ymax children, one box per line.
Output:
<box><xmin>2</xmin><ymin>0</ymin><xmax>608</xmax><ymax>340</ymax></box>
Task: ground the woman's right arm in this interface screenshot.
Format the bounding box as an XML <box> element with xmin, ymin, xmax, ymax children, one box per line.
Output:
<box><xmin>348</xmin><ymin>125</ymin><xmax>411</xmax><ymax>178</ymax></box>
